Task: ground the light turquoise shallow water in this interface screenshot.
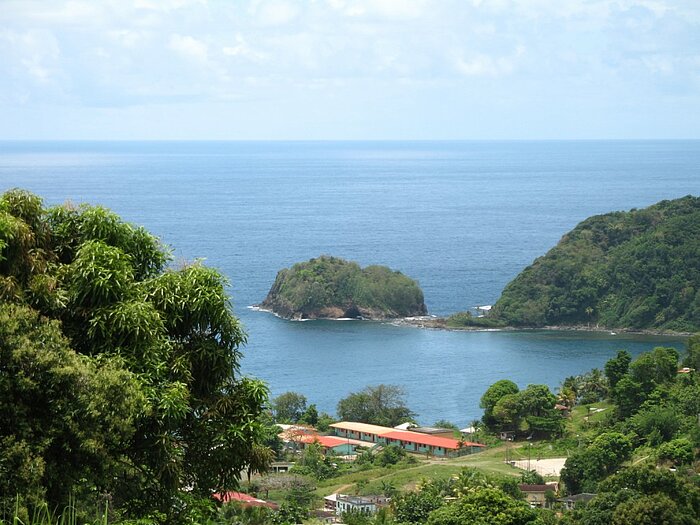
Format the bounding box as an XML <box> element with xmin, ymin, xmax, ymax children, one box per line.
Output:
<box><xmin>1</xmin><ymin>140</ymin><xmax>697</xmax><ymax>425</ymax></box>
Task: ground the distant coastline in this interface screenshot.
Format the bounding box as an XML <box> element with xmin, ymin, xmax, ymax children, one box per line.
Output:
<box><xmin>392</xmin><ymin>316</ymin><xmax>694</xmax><ymax>338</ymax></box>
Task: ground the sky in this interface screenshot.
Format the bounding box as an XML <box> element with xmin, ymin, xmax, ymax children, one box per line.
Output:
<box><xmin>1</xmin><ymin>0</ymin><xmax>699</xmax><ymax>140</ymax></box>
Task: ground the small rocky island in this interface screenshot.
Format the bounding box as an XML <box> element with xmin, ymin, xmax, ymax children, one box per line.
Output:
<box><xmin>259</xmin><ymin>256</ymin><xmax>427</xmax><ymax>320</ymax></box>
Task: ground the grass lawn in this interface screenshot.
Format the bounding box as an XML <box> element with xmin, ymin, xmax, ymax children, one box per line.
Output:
<box><xmin>311</xmin><ymin>446</ymin><xmax>526</xmax><ymax>498</ymax></box>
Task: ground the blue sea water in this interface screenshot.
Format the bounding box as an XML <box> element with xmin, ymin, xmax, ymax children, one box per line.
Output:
<box><xmin>1</xmin><ymin>140</ymin><xmax>698</xmax><ymax>425</ymax></box>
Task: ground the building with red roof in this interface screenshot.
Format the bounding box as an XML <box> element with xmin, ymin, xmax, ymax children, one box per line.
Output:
<box><xmin>213</xmin><ymin>491</ymin><xmax>279</xmax><ymax>510</ymax></box>
<box><xmin>330</xmin><ymin>421</ymin><xmax>485</xmax><ymax>458</ymax></box>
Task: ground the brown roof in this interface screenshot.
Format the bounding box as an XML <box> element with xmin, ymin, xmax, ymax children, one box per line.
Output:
<box><xmin>518</xmin><ymin>484</ymin><xmax>551</xmax><ymax>493</ymax></box>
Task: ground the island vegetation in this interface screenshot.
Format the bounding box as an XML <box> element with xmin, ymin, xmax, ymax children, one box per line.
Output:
<box><xmin>491</xmin><ymin>196</ymin><xmax>700</xmax><ymax>332</ymax></box>
<box><xmin>260</xmin><ymin>256</ymin><xmax>427</xmax><ymax>320</ymax></box>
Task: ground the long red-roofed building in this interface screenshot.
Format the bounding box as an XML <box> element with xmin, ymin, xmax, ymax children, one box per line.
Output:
<box><xmin>330</xmin><ymin>421</ymin><xmax>485</xmax><ymax>458</ymax></box>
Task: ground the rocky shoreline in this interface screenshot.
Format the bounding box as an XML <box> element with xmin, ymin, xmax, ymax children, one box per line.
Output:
<box><xmin>392</xmin><ymin>316</ymin><xmax>693</xmax><ymax>337</ymax></box>
<box><xmin>251</xmin><ymin>307</ymin><xmax>692</xmax><ymax>337</ymax></box>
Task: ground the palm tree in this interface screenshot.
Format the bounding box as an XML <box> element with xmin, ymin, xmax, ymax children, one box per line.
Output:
<box><xmin>246</xmin><ymin>444</ymin><xmax>275</xmax><ymax>483</ymax></box>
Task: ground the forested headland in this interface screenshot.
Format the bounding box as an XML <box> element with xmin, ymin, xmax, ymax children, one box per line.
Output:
<box><xmin>449</xmin><ymin>196</ymin><xmax>700</xmax><ymax>332</ymax></box>
<box><xmin>260</xmin><ymin>256</ymin><xmax>427</xmax><ymax>320</ymax></box>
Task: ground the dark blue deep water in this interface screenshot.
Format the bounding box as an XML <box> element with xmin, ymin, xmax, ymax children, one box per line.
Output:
<box><xmin>2</xmin><ymin>141</ymin><xmax>698</xmax><ymax>425</ymax></box>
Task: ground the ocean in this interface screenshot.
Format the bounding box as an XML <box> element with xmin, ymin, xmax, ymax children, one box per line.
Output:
<box><xmin>1</xmin><ymin>140</ymin><xmax>698</xmax><ymax>425</ymax></box>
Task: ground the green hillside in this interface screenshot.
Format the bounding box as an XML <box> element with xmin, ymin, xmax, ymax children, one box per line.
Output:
<box><xmin>261</xmin><ymin>256</ymin><xmax>427</xmax><ymax>320</ymax></box>
<box><xmin>492</xmin><ymin>196</ymin><xmax>700</xmax><ymax>332</ymax></box>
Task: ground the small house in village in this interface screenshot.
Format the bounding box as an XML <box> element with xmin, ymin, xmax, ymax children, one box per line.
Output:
<box><xmin>557</xmin><ymin>493</ymin><xmax>596</xmax><ymax>509</ymax></box>
<box><xmin>324</xmin><ymin>493</ymin><xmax>390</xmax><ymax>516</ymax></box>
<box><xmin>518</xmin><ymin>484</ymin><xmax>558</xmax><ymax>508</ymax></box>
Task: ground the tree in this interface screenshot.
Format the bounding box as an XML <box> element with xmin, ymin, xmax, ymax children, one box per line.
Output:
<box><xmin>299</xmin><ymin>403</ymin><xmax>319</xmax><ymax>426</ymax></box>
<box><xmin>657</xmin><ymin>438</ymin><xmax>694</xmax><ymax>465</ymax></box>
<box><xmin>630</xmin><ymin>405</ymin><xmax>682</xmax><ymax>446</ymax></box>
<box><xmin>481</xmin><ymin>380</ymin><xmax>520</xmax><ymax>428</ymax></box>
<box><xmin>272</xmin><ymin>391</ymin><xmax>308</xmax><ymax>423</ymax></box>
<box><xmin>294</xmin><ymin>442</ymin><xmax>334</xmax><ymax>480</ymax></box>
<box><xmin>433</xmin><ymin>419</ymin><xmax>459</xmax><ymax>430</ymax></box>
<box><xmin>392</xmin><ymin>489</ymin><xmax>444</xmax><ymax>524</ymax></box>
<box><xmin>611</xmin><ymin>375</ymin><xmax>645</xmax><ymax>418</ymax></box>
<box><xmin>576</xmin><ymin>368</ymin><xmax>608</xmax><ymax>404</ymax></box>
<box><xmin>682</xmin><ymin>334</ymin><xmax>700</xmax><ymax>370</ymax></box>
<box><xmin>518</xmin><ymin>384</ymin><xmax>563</xmax><ymax>437</ymax></box>
<box><xmin>605</xmin><ymin>350</ymin><xmax>631</xmax><ymax>390</ymax></box>
<box><xmin>492</xmin><ymin>393</ymin><xmax>522</xmax><ymax>431</ymax></box>
<box><xmin>427</xmin><ymin>488</ymin><xmax>539</xmax><ymax>525</ymax></box>
<box><xmin>337</xmin><ymin>384</ymin><xmax>415</xmax><ymax>427</ymax></box>
<box><xmin>629</xmin><ymin>346</ymin><xmax>679</xmax><ymax>392</ymax></box>
<box><xmin>374</xmin><ymin>445</ymin><xmax>408</xmax><ymax>467</ymax></box>
<box><xmin>571</xmin><ymin>464</ymin><xmax>700</xmax><ymax>525</ymax></box>
<box><xmin>560</xmin><ymin>432</ymin><xmax>632</xmax><ymax>494</ymax></box>
<box><xmin>612</xmin><ymin>494</ymin><xmax>683</xmax><ymax>525</ymax></box>
<box><xmin>0</xmin><ymin>304</ymin><xmax>145</xmax><ymax>516</ymax></box>
<box><xmin>0</xmin><ymin>190</ymin><xmax>269</xmax><ymax>520</ymax></box>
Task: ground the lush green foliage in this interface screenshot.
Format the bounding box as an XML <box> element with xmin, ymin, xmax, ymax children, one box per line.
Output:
<box><xmin>559</xmin><ymin>432</ymin><xmax>633</xmax><ymax>494</ymax></box>
<box><xmin>563</xmin><ymin>465</ymin><xmax>700</xmax><ymax>525</ymax></box>
<box><xmin>445</xmin><ymin>310</ymin><xmax>507</xmax><ymax>328</ymax></box>
<box><xmin>492</xmin><ymin>196</ymin><xmax>700</xmax><ymax>331</ymax></box>
<box><xmin>559</xmin><ymin>340</ymin><xmax>700</xmax><ymax>513</ymax></box>
<box><xmin>337</xmin><ymin>384</ymin><xmax>416</xmax><ymax>427</ymax></box>
<box><xmin>272</xmin><ymin>391</ymin><xmax>309</xmax><ymax>423</ymax></box>
<box><xmin>561</xmin><ymin>368</ymin><xmax>608</xmax><ymax>405</ymax></box>
<box><xmin>0</xmin><ymin>189</ymin><xmax>269</xmax><ymax>522</ymax></box>
<box><xmin>481</xmin><ymin>381</ymin><xmax>563</xmax><ymax>437</ymax></box>
<box><xmin>391</xmin><ymin>468</ymin><xmax>553</xmax><ymax>525</ymax></box>
<box><xmin>261</xmin><ymin>255</ymin><xmax>427</xmax><ymax>319</ymax></box>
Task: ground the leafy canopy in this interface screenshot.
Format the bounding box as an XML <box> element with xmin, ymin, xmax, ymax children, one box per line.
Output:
<box><xmin>0</xmin><ymin>189</ymin><xmax>268</xmax><ymax>521</ymax></box>
<box><xmin>337</xmin><ymin>384</ymin><xmax>416</xmax><ymax>427</ymax></box>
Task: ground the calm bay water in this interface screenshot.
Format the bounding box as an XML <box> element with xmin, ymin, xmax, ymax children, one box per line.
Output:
<box><xmin>1</xmin><ymin>140</ymin><xmax>698</xmax><ymax>425</ymax></box>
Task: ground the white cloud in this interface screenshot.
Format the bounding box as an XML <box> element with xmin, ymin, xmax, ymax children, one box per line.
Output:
<box><xmin>455</xmin><ymin>45</ymin><xmax>525</xmax><ymax>77</ymax></box>
<box><xmin>249</xmin><ymin>0</ymin><xmax>299</xmax><ymax>26</ymax></box>
<box><xmin>169</xmin><ymin>34</ymin><xmax>208</xmax><ymax>62</ymax></box>
<box><xmin>222</xmin><ymin>34</ymin><xmax>267</xmax><ymax>62</ymax></box>
<box><xmin>0</xmin><ymin>29</ymin><xmax>62</xmax><ymax>83</ymax></box>
<box><xmin>1</xmin><ymin>0</ymin><xmax>700</xmax><ymax>138</ymax></box>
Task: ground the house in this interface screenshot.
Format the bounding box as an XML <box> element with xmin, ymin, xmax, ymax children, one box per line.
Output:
<box><xmin>278</xmin><ymin>423</ymin><xmax>369</xmax><ymax>456</ymax></box>
<box><xmin>554</xmin><ymin>404</ymin><xmax>571</xmax><ymax>417</ymax></box>
<box><xmin>297</xmin><ymin>434</ymin><xmax>367</xmax><ymax>456</ymax></box>
<box><xmin>475</xmin><ymin>305</ymin><xmax>492</xmax><ymax>317</ymax></box>
<box><xmin>499</xmin><ymin>431</ymin><xmax>515</xmax><ymax>441</ymax></box>
<box><xmin>518</xmin><ymin>484</ymin><xmax>557</xmax><ymax>508</ymax></box>
<box><xmin>324</xmin><ymin>493</ymin><xmax>389</xmax><ymax>516</ymax></box>
<box><xmin>329</xmin><ymin>421</ymin><xmax>485</xmax><ymax>458</ymax></box>
<box><xmin>269</xmin><ymin>461</ymin><xmax>294</xmax><ymax>474</ymax></box>
<box><xmin>557</xmin><ymin>493</ymin><xmax>596</xmax><ymax>509</ymax></box>
<box><xmin>213</xmin><ymin>491</ymin><xmax>279</xmax><ymax>510</ymax></box>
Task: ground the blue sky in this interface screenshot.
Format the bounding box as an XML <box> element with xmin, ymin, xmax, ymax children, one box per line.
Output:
<box><xmin>1</xmin><ymin>0</ymin><xmax>699</xmax><ymax>139</ymax></box>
